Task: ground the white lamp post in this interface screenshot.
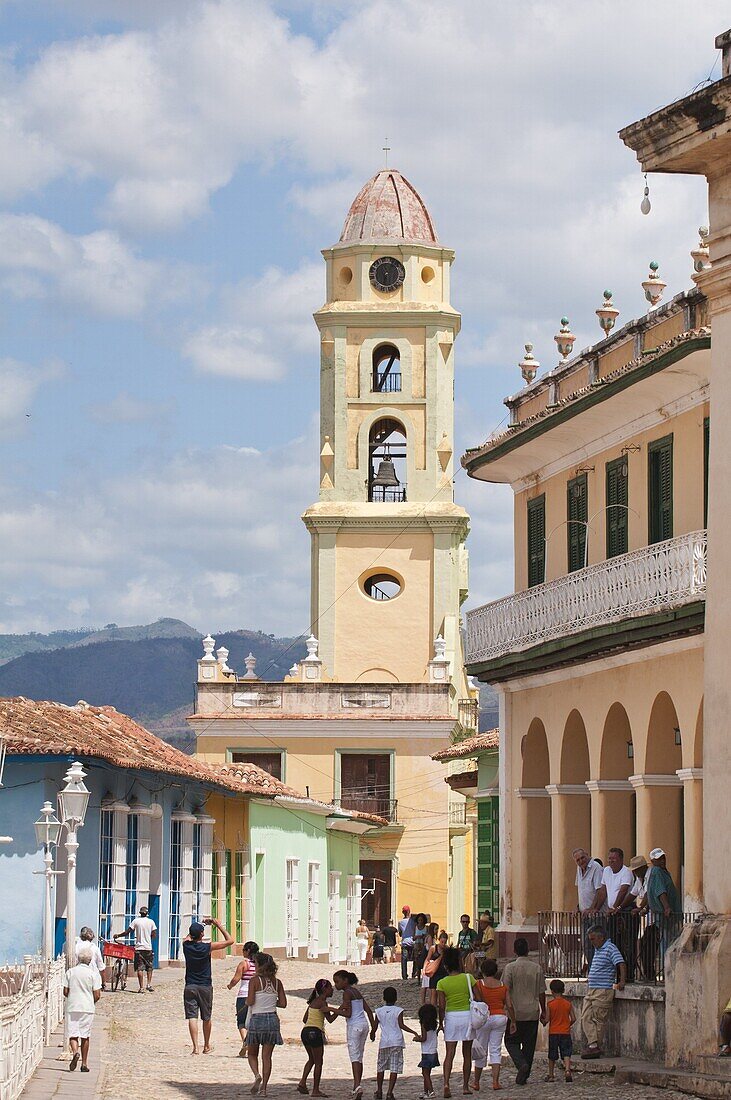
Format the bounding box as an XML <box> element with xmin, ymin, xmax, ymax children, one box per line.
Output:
<box><xmin>34</xmin><ymin>801</ymin><xmax>62</xmax><ymax>965</ymax></box>
<box><xmin>58</xmin><ymin>762</ymin><xmax>90</xmax><ymax>969</ymax></box>
<box><xmin>0</xmin><ymin>728</ymin><xmax>12</xmax><ymax>844</ymax></box>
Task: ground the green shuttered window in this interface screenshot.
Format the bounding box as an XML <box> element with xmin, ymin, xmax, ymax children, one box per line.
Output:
<box><xmin>477</xmin><ymin>797</ymin><xmax>500</xmax><ymax>917</ymax></box>
<box><xmin>648</xmin><ymin>435</ymin><xmax>673</xmax><ymax>545</ymax></box>
<box><xmin>606</xmin><ymin>457</ymin><xmax>628</xmax><ymax>558</ymax></box>
<box><xmin>527</xmin><ymin>494</ymin><xmax>545</xmax><ymax>588</ymax></box>
<box><xmin>567</xmin><ymin>473</ymin><xmax>588</xmax><ymax>572</ymax></box>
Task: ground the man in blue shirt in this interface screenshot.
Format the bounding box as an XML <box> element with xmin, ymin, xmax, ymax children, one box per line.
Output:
<box><xmin>581</xmin><ymin>925</ymin><xmax>626</xmax><ymax>1059</ymax></box>
<box><xmin>397</xmin><ymin>905</ymin><xmax>416</xmax><ymax>981</ymax></box>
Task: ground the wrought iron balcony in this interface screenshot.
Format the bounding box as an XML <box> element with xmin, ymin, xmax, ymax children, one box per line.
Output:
<box><xmin>372</xmin><ymin>372</ymin><xmax>402</xmax><ymax>393</ymax></box>
<box><xmin>337</xmin><ymin>794</ymin><xmax>399</xmax><ymax>823</ymax></box>
<box><xmin>369</xmin><ymin>484</ymin><xmax>407</xmax><ymax>503</ymax></box>
<box><xmin>467</xmin><ymin>530</ymin><xmax>707</xmax><ymax>665</ymax></box>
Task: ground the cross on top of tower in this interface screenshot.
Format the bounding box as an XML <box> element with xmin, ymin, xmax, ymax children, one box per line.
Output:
<box><xmin>383</xmin><ymin>139</ymin><xmax>390</xmax><ymax>167</ymax></box>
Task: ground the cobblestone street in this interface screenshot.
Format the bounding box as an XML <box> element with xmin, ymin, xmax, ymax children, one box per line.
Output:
<box><xmin>91</xmin><ymin>960</ymin><xmax>694</xmax><ymax>1100</ymax></box>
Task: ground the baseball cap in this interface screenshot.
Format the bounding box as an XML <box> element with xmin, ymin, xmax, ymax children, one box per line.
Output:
<box><xmin>649</xmin><ymin>848</ymin><xmax>665</xmax><ymax>860</ymax></box>
<box><xmin>189</xmin><ymin>921</ymin><xmax>205</xmax><ymax>936</ymax></box>
<box><xmin>402</xmin><ymin>905</ymin><xmax>410</xmax><ymax>913</ymax></box>
<box><xmin>629</xmin><ymin>855</ymin><xmax>647</xmax><ymax>871</ymax></box>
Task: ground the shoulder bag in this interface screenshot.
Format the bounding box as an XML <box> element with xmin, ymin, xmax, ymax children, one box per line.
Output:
<box><xmin>467</xmin><ymin>973</ymin><xmax>489</xmax><ymax>1030</ymax></box>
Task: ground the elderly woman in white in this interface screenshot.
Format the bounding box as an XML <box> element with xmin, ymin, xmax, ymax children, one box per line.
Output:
<box><xmin>64</xmin><ymin>942</ymin><xmax>102</xmax><ymax>1072</ymax></box>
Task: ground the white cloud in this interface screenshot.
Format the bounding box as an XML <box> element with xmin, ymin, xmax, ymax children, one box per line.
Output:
<box><xmin>183</xmin><ymin>262</ymin><xmax>321</xmax><ymax>380</ymax></box>
<box><xmin>0</xmin><ymin>213</ymin><xmax>198</xmax><ymax>316</ymax></box>
<box><xmin>0</xmin><ymin>358</ymin><xmax>63</xmax><ymax>439</ymax></box>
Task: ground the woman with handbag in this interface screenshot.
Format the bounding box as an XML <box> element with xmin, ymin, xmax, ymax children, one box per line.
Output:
<box><xmin>472</xmin><ymin>960</ymin><xmax>512</xmax><ymax>1092</ymax></box>
<box><xmin>436</xmin><ymin>947</ymin><xmax>481</xmax><ymax>1098</ymax></box>
<box><xmin>423</xmin><ymin>929</ymin><xmax>448</xmax><ymax>1006</ymax></box>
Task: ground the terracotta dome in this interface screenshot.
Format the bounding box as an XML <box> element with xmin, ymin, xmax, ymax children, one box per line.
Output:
<box><xmin>339</xmin><ymin>169</ymin><xmax>438</xmax><ymax>245</ymax></box>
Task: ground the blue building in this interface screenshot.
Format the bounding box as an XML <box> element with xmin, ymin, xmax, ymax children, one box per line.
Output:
<box><xmin>0</xmin><ymin>697</ymin><xmax>288</xmax><ymax>965</ymax></box>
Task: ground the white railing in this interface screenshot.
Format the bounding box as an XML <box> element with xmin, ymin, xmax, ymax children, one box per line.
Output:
<box><xmin>467</xmin><ymin>530</ymin><xmax>707</xmax><ymax>664</ymax></box>
<box><xmin>0</xmin><ymin>957</ymin><xmax>65</xmax><ymax>1100</ymax></box>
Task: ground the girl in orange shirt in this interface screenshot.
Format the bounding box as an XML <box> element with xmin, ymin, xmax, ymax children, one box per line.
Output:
<box><xmin>472</xmin><ymin>960</ymin><xmax>514</xmax><ymax>1091</ymax></box>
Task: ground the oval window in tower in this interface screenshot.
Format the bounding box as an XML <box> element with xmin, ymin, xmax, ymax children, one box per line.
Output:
<box><xmin>360</xmin><ymin>571</ymin><xmax>403</xmax><ymax>601</ymax></box>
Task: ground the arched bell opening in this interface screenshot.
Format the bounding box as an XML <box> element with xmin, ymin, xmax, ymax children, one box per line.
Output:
<box><xmin>368</xmin><ymin>418</ymin><xmax>407</xmax><ymax>502</ymax></box>
<box><xmin>372</xmin><ymin>344</ymin><xmax>402</xmax><ymax>393</ymax></box>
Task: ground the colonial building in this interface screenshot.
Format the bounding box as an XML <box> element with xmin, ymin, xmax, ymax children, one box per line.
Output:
<box><xmin>0</xmin><ymin>697</ymin><xmax>367</xmax><ymax>965</ymax></box>
<box><xmin>192</xmin><ymin>170</ymin><xmax>475</xmax><ymax>932</ymax></box>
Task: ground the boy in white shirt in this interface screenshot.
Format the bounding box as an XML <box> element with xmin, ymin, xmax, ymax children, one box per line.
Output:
<box><xmin>370</xmin><ymin>986</ymin><xmax>418</xmax><ymax>1100</ymax></box>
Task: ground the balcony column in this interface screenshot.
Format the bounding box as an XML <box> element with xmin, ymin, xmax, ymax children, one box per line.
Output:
<box><xmin>585</xmin><ymin>780</ymin><xmax>634</xmax><ymax>865</ymax></box>
<box><xmin>546</xmin><ymin>785</ymin><xmax>591</xmax><ymax>911</ymax></box>
<box><xmin>514</xmin><ymin>788</ymin><xmax>551</xmax><ymax>924</ymax></box>
<box><xmin>630</xmin><ymin>774</ymin><xmax>683</xmax><ymax>884</ymax></box>
<box><xmin>677</xmin><ymin>769</ymin><xmax>703</xmax><ymax>912</ymax></box>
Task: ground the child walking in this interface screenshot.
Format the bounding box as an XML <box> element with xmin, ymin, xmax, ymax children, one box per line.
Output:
<box><xmin>227</xmin><ymin>940</ymin><xmax>259</xmax><ymax>1056</ymax></box>
<box><xmin>298</xmin><ymin>979</ymin><xmax>338</xmax><ymax>1097</ymax></box>
<box><xmin>544</xmin><ymin>979</ymin><xmax>575</xmax><ymax>1082</ymax></box>
<box><xmin>413</xmin><ymin>1002</ymin><xmax>440</xmax><ymax>1099</ymax></box>
<box><xmin>371</xmin><ymin>986</ymin><xmax>418</xmax><ymax>1100</ymax></box>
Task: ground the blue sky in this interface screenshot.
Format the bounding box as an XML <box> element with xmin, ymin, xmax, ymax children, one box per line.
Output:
<box><xmin>0</xmin><ymin>0</ymin><xmax>725</xmax><ymax>635</ymax></box>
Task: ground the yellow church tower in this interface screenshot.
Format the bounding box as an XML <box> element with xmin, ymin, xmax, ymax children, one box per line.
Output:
<box><xmin>305</xmin><ymin>169</ymin><xmax>470</xmax><ymax>688</ymax></box>
<box><xmin>192</xmin><ymin>170</ymin><xmax>474</xmax><ymax>945</ymax></box>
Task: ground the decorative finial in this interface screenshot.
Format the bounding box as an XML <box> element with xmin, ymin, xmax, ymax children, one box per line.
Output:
<box><xmin>554</xmin><ymin>317</ymin><xmax>576</xmax><ymax>361</ymax></box>
<box><xmin>640</xmin><ymin>173</ymin><xmax>651</xmax><ymax>216</ymax></box>
<box><xmin>383</xmin><ymin>139</ymin><xmax>391</xmax><ymax>168</ymax></box>
<box><xmin>596</xmin><ymin>290</ymin><xmax>619</xmax><ymax>336</ymax></box>
<box><xmin>433</xmin><ymin>635</ymin><xmax>447</xmax><ymax>660</ymax></box>
<box><xmin>304</xmin><ymin>635</ymin><xmax>319</xmax><ymax>661</ymax></box>
<box><xmin>243</xmin><ymin>652</ymin><xmax>257</xmax><ymax>680</ymax></box>
<box><xmin>642</xmin><ymin>261</ymin><xmax>666</xmax><ymax>307</ymax></box>
<box><xmin>691</xmin><ymin>227</ymin><xmax>710</xmax><ymax>274</ymax></box>
<box><xmin>519</xmin><ymin>343</ymin><xmax>539</xmax><ymax>384</ymax></box>
<box><xmin>216</xmin><ymin>646</ymin><xmax>233</xmax><ymax>675</ymax></box>
<box><xmin>201</xmin><ymin>634</ymin><xmax>216</xmax><ymax>662</ymax></box>
<box><xmin>288</xmin><ymin>662</ymin><xmax>299</xmax><ymax>678</ymax></box>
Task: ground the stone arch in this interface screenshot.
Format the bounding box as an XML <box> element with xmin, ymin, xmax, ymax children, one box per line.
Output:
<box><xmin>639</xmin><ymin>691</ymin><xmax>683</xmax><ymax>883</ymax></box>
<box><xmin>560</xmin><ymin>709</ymin><xmax>590</xmax><ymax>784</ymax></box>
<box><xmin>355</xmin><ymin>667</ymin><xmax>399</xmax><ymax>684</ymax></box>
<box><xmin>693</xmin><ymin>698</ymin><xmax>703</xmax><ymax>769</ymax></box>
<box><xmin>556</xmin><ymin>710</ymin><xmax>591</xmax><ymax>908</ymax></box>
<box><xmin>520</xmin><ymin>719</ymin><xmax>552</xmax><ymax>917</ymax></box>
<box><xmin>600</xmin><ymin>703</ymin><xmax>633</xmax><ymax>780</ymax></box>
<box><xmin>597</xmin><ymin>703</ymin><xmax>635</xmax><ymax>862</ymax></box>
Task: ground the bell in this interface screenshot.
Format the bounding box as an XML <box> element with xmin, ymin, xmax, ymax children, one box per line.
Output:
<box><xmin>371</xmin><ymin>457</ymin><xmax>400</xmax><ymax>488</ymax></box>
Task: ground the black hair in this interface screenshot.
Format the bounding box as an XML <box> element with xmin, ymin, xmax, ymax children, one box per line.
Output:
<box><xmin>608</xmin><ymin>846</ymin><xmax>625</xmax><ymax>861</ymax></box>
<box><xmin>443</xmin><ymin>946</ymin><xmax>462</xmax><ymax>973</ymax></box>
<box><xmin>549</xmin><ymin>978</ymin><xmax>566</xmax><ymax>995</ymax></box>
<box><xmin>460</xmin><ymin>914</ymin><xmax>470</xmax><ymax>922</ymax></box>
<box><xmin>308</xmin><ymin>978</ymin><xmax>332</xmax><ymax>1004</ymax></box>
<box><xmin>243</xmin><ymin>940</ymin><xmax>259</xmax><ymax>956</ymax></box>
<box><xmin>333</xmin><ymin>970</ymin><xmax>358</xmax><ymax>985</ymax></box>
<box><xmin>418</xmin><ymin>1002</ymin><xmax>438</xmax><ymax>1031</ymax></box>
<box><xmin>514</xmin><ymin>937</ymin><xmax>529</xmax><ymax>957</ymax></box>
<box><xmin>480</xmin><ymin>959</ymin><xmax>498</xmax><ymax>978</ymax></box>
<box><xmin>255</xmin><ymin>952</ymin><xmax>278</xmax><ymax>981</ymax></box>
<box><xmin>382</xmin><ymin>986</ymin><xmax>398</xmax><ymax>1004</ymax></box>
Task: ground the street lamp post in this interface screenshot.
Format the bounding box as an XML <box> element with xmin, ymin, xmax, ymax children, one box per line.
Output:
<box><xmin>58</xmin><ymin>762</ymin><xmax>90</xmax><ymax>970</ymax></box>
<box><xmin>34</xmin><ymin>801</ymin><xmax>63</xmax><ymax>965</ymax></box>
<box><xmin>0</xmin><ymin>729</ymin><xmax>12</xmax><ymax>845</ymax></box>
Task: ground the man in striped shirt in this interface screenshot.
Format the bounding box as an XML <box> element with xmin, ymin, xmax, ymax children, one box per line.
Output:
<box><xmin>581</xmin><ymin>925</ymin><xmax>626</xmax><ymax>1059</ymax></box>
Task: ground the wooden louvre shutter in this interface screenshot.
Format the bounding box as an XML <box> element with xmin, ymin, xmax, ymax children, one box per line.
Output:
<box><xmin>606</xmin><ymin>458</ymin><xmax>629</xmax><ymax>558</ymax></box>
<box><xmin>527</xmin><ymin>494</ymin><xmax>545</xmax><ymax>587</ymax></box>
<box><xmin>648</xmin><ymin>435</ymin><xmax>673</xmax><ymax>544</ymax></box>
<box><xmin>567</xmin><ymin>474</ymin><xmax>588</xmax><ymax>572</ymax></box>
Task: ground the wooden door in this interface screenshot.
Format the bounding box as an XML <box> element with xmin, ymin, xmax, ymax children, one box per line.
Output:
<box><xmin>359</xmin><ymin>859</ymin><xmax>391</xmax><ymax>929</ymax></box>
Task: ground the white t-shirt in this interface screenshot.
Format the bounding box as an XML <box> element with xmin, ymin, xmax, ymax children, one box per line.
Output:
<box><xmin>631</xmin><ymin>874</ymin><xmax>648</xmax><ymax>902</ymax></box>
<box><xmin>65</xmin><ymin>964</ymin><xmax>102</xmax><ymax>1013</ymax></box>
<box><xmin>74</xmin><ymin>938</ymin><xmax>105</xmax><ymax>974</ymax></box>
<box><xmin>130</xmin><ymin>916</ymin><xmax>156</xmax><ymax>950</ymax></box>
<box><xmin>421</xmin><ymin>1029</ymin><xmax>438</xmax><ymax>1055</ymax></box>
<box><xmin>375</xmin><ymin>1004</ymin><xmax>405</xmax><ymax>1048</ymax></box>
<box><xmin>602</xmin><ymin>864</ymin><xmax>635</xmax><ymax>908</ymax></box>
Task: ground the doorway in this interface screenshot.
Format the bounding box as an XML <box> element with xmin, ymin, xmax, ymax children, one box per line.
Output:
<box><xmin>360</xmin><ymin>859</ymin><xmax>392</xmax><ymax>928</ymax></box>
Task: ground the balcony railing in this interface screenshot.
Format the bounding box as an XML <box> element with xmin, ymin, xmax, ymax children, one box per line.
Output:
<box><xmin>448</xmin><ymin>802</ymin><xmax>467</xmax><ymax>826</ymax></box>
<box><xmin>372</xmin><ymin>372</ymin><xmax>402</xmax><ymax>393</ymax></box>
<box><xmin>369</xmin><ymin>485</ymin><xmax>407</xmax><ymax>503</ymax></box>
<box><xmin>467</xmin><ymin>530</ymin><xmax>707</xmax><ymax>664</ymax></box>
<box><xmin>539</xmin><ymin>910</ymin><xmax>699</xmax><ymax>985</ymax></box>
<box><xmin>337</xmin><ymin>794</ymin><xmax>398</xmax><ymax>823</ymax></box>
<box><xmin>457</xmin><ymin>698</ymin><xmax>479</xmax><ymax>731</ymax></box>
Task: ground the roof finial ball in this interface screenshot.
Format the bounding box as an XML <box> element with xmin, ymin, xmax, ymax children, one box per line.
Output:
<box><xmin>554</xmin><ymin>317</ymin><xmax>576</xmax><ymax>362</ymax></box>
<box><xmin>691</xmin><ymin>227</ymin><xmax>710</xmax><ymax>275</ymax></box>
<box><xmin>596</xmin><ymin>290</ymin><xmax>619</xmax><ymax>336</ymax></box>
<box><xmin>519</xmin><ymin>343</ymin><xmax>539</xmax><ymax>384</ymax></box>
<box><xmin>642</xmin><ymin>261</ymin><xmax>666</xmax><ymax>307</ymax></box>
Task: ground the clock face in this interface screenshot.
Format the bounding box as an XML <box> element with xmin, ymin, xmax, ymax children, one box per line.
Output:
<box><xmin>369</xmin><ymin>256</ymin><xmax>406</xmax><ymax>293</ymax></box>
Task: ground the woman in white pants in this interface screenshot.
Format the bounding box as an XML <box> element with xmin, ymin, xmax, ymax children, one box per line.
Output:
<box><xmin>355</xmin><ymin>920</ymin><xmax>370</xmax><ymax>965</ymax></box>
<box><xmin>333</xmin><ymin>970</ymin><xmax>375</xmax><ymax>1098</ymax></box>
<box><xmin>472</xmin><ymin>960</ymin><xmax>513</xmax><ymax>1092</ymax></box>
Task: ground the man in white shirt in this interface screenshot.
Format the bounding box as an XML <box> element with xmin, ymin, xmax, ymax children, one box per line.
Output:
<box><xmin>592</xmin><ymin>848</ymin><xmax>635</xmax><ymax>979</ymax></box>
<box><xmin>115</xmin><ymin>905</ymin><xmax>157</xmax><ymax>992</ymax></box>
<box><xmin>573</xmin><ymin>848</ymin><xmax>605</xmax><ymax>968</ymax></box>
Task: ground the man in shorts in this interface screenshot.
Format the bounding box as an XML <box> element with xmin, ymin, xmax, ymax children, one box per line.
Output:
<box><xmin>183</xmin><ymin>916</ymin><xmax>234</xmax><ymax>1054</ymax></box>
<box><xmin>115</xmin><ymin>905</ymin><xmax>157</xmax><ymax>992</ymax></box>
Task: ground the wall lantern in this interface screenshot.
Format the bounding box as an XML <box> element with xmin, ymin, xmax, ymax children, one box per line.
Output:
<box><xmin>673</xmin><ymin>726</ymin><xmax>682</xmax><ymax>747</ymax></box>
<box><xmin>626</xmin><ymin>740</ymin><xmax>634</xmax><ymax>759</ymax></box>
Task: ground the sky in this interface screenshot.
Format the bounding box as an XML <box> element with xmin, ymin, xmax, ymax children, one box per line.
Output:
<box><xmin>0</xmin><ymin>0</ymin><xmax>725</xmax><ymax>637</ymax></box>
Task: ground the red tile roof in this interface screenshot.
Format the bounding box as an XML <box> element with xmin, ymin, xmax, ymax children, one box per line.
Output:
<box><xmin>0</xmin><ymin>696</ymin><xmax>299</xmax><ymax>798</ymax></box>
<box><xmin>432</xmin><ymin>729</ymin><xmax>499</xmax><ymax>762</ymax></box>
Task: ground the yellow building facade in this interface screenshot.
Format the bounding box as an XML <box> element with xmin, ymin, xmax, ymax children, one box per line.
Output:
<box><xmin>464</xmin><ymin>288</ymin><xmax>709</xmax><ymax>932</ymax></box>
<box><xmin>193</xmin><ymin>170</ymin><xmax>475</xmax><ymax>935</ymax></box>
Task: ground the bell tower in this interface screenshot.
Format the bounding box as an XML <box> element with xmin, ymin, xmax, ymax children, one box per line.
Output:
<box><xmin>303</xmin><ymin>169</ymin><xmax>470</xmax><ymax>690</ymax></box>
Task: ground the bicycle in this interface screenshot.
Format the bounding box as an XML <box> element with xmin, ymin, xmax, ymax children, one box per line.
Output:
<box><xmin>103</xmin><ymin>940</ymin><xmax>134</xmax><ymax>991</ymax></box>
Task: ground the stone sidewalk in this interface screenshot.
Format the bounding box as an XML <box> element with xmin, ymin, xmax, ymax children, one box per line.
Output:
<box><xmin>24</xmin><ymin>958</ymin><xmax>696</xmax><ymax>1099</ymax></box>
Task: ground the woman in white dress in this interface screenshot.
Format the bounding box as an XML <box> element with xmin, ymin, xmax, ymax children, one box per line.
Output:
<box><xmin>355</xmin><ymin>919</ymin><xmax>370</xmax><ymax>965</ymax></box>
